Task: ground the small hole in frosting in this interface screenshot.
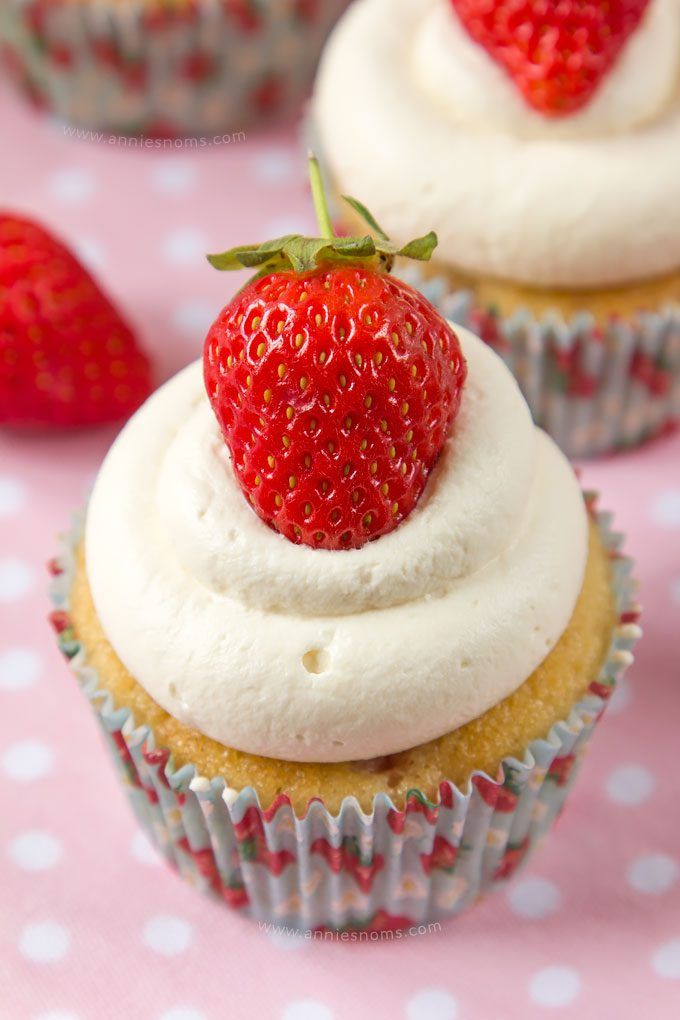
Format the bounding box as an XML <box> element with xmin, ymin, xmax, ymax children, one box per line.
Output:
<box><xmin>302</xmin><ymin>648</ymin><xmax>330</xmax><ymax>675</ymax></box>
<box><xmin>169</xmin><ymin>682</ymin><xmax>178</xmax><ymax>697</ymax></box>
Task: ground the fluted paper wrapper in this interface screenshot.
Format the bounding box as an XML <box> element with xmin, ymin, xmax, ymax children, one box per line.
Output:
<box><xmin>396</xmin><ymin>266</ymin><xmax>680</xmax><ymax>460</ymax></box>
<box><xmin>0</xmin><ymin>0</ymin><xmax>350</xmax><ymax>137</ymax></box>
<box><xmin>49</xmin><ymin>498</ymin><xmax>639</xmax><ymax>931</ymax></box>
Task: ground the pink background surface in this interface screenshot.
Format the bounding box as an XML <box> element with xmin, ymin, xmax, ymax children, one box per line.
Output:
<box><xmin>1</xmin><ymin>83</ymin><xmax>679</xmax><ymax>1020</ymax></box>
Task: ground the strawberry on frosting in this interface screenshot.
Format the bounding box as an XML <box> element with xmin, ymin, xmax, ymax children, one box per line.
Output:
<box><xmin>449</xmin><ymin>0</ymin><xmax>651</xmax><ymax>117</ymax></box>
<box><xmin>314</xmin><ymin>0</ymin><xmax>680</xmax><ymax>289</ymax></box>
<box><xmin>204</xmin><ymin>155</ymin><xmax>466</xmax><ymax>550</ymax></box>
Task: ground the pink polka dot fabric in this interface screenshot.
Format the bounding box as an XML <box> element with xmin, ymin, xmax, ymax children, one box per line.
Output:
<box><xmin>1</xmin><ymin>85</ymin><xmax>679</xmax><ymax>1020</ymax></box>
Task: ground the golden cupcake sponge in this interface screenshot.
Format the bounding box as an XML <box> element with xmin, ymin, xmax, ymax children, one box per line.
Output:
<box><xmin>70</xmin><ymin>520</ymin><xmax>615</xmax><ymax>814</ymax></box>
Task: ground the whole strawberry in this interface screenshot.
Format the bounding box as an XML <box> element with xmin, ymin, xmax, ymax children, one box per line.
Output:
<box><xmin>450</xmin><ymin>0</ymin><xmax>650</xmax><ymax>117</ymax></box>
<box><xmin>0</xmin><ymin>214</ymin><xmax>151</xmax><ymax>428</ymax></box>
<box><xmin>204</xmin><ymin>156</ymin><xmax>466</xmax><ymax>551</ymax></box>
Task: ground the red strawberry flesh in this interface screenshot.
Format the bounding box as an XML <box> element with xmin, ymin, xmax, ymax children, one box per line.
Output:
<box><xmin>0</xmin><ymin>213</ymin><xmax>151</xmax><ymax>428</ymax></box>
<box><xmin>204</xmin><ymin>265</ymin><xmax>466</xmax><ymax>550</ymax></box>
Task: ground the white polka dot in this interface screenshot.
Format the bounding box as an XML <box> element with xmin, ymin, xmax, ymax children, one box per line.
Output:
<box><xmin>161</xmin><ymin>229</ymin><xmax>209</xmax><ymax>267</ymax></box>
<box><xmin>529</xmin><ymin>966</ymin><xmax>581</xmax><ymax>1007</ymax></box>
<box><xmin>507</xmin><ymin>876</ymin><xmax>561</xmax><ymax>920</ymax></box>
<box><xmin>9</xmin><ymin>831</ymin><xmax>62</xmax><ymax>871</ymax></box>
<box><xmin>652</xmin><ymin>939</ymin><xmax>680</xmax><ymax>979</ymax></box>
<box><xmin>281</xmin><ymin>1003</ymin><xmax>334</xmax><ymax>1020</ymax></box>
<box><xmin>19</xmin><ymin>921</ymin><xmax>71</xmax><ymax>962</ymax></box>
<box><xmin>173</xmin><ymin>299</ymin><xmax>216</xmax><ymax>338</ymax></box>
<box><xmin>0</xmin><ymin>476</ymin><xmax>26</xmax><ymax>517</ymax></box>
<box><xmin>266</xmin><ymin>929</ymin><xmax>307</xmax><ymax>951</ymax></box>
<box><xmin>607</xmin><ymin>673</ymin><xmax>632</xmax><ymax>715</ymax></box>
<box><xmin>35</xmin><ymin>1011</ymin><xmax>80</xmax><ymax>1020</ymax></box>
<box><xmin>2</xmin><ymin>740</ymin><xmax>54</xmax><ymax>781</ymax></box>
<box><xmin>160</xmin><ymin>1009</ymin><xmax>206</xmax><ymax>1020</ymax></box>
<box><xmin>605</xmin><ymin>764</ymin><xmax>655</xmax><ymax>806</ymax></box>
<box><xmin>143</xmin><ymin>915</ymin><xmax>193</xmax><ymax>956</ymax></box>
<box><xmin>49</xmin><ymin>167</ymin><xmax>96</xmax><ymax>204</ymax></box>
<box><xmin>406</xmin><ymin>988</ymin><xmax>458</xmax><ymax>1020</ymax></box>
<box><xmin>0</xmin><ymin>647</ymin><xmax>42</xmax><ymax>691</ymax></box>
<box><xmin>73</xmin><ymin>237</ymin><xmax>105</xmax><ymax>271</ymax></box>
<box><xmin>131</xmin><ymin>830</ymin><xmax>162</xmax><ymax>866</ymax></box>
<box><xmin>651</xmin><ymin>490</ymin><xmax>680</xmax><ymax>527</ymax></box>
<box><xmin>151</xmin><ymin>159</ymin><xmax>198</xmax><ymax>195</ymax></box>
<box><xmin>628</xmin><ymin>854</ymin><xmax>678</xmax><ymax>895</ymax></box>
<box><xmin>0</xmin><ymin>558</ymin><xmax>35</xmax><ymax>602</ymax></box>
<box><xmin>252</xmin><ymin>147</ymin><xmax>297</xmax><ymax>184</ymax></box>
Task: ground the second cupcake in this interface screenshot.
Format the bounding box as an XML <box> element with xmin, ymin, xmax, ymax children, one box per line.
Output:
<box><xmin>313</xmin><ymin>0</ymin><xmax>680</xmax><ymax>457</ymax></box>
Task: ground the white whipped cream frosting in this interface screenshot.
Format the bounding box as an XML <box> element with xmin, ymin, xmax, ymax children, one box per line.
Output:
<box><xmin>313</xmin><ymin>0</ymin><xmax>680</xmax><ymax>288</ymax></box>
<box><xmin>85</xmin><ymin>328</ymin><xmax>588</xmax><ymax>763</ymax></box>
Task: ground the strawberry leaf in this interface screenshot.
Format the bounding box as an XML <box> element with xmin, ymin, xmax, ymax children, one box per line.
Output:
<box><xmin>332</xmin><ymin>235</ymin><xmax>377</xmax><ymax>257</ymax></box>
<box><xmin>208</xmin><ymin>157</ymin><xmax>438</xmax><ymax>280</ymax></box>
<box><xmin>341</xmin><ymin>195</ymin><xmax>389</xmax><ymax>241</ymax></box>
<box><xmin>283</xmin><ymin>238</ymin><xmax>337</xmax><ymax>273</ymax></box>
<box><xmin>397</xmin><ymin>232</ymin><xmax>438</xmax><ymax>261</ymax></box>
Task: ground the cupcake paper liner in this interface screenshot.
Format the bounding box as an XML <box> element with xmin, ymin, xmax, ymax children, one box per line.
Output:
<box><xmin>48</xmin><ymin>496</ymin><xmax>639</xmax><ymax>931</ymax></box>
<box><xmin>0</xmin><ymin>0</ymin><xmax>350</xmax><ymax>137</ymax></box>
<box><xmin>394</xmin><ymin>265</ymin><xmax>680</xmax><ymax>460</ymax></box>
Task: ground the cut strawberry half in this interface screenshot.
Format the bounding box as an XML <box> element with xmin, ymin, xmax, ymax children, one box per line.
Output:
<box><xmin>450</xmin><ymin>0</ymin><xmax>651</xmax><ymax>117</ymax></box>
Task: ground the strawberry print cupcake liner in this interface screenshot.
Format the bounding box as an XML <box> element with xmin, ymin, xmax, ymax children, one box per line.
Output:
<box><xmin>396</xmin><ymin>267</ymin><xmax>680</xmax><ymax>460</ymax></box>
<box><xmin>0</xmin><ymin>0</ymin><xmax>350</xmax><ymax>137</ymax></box>
<box><xmin>48</xmin><ymin>497</ymin><xmax>639</xmax><ymax>931</ymax></box>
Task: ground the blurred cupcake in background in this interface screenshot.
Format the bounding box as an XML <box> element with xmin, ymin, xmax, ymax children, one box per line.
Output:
<box><xmin>0</xmin><ymin>0</ymin><xmax>351</xmax><ymax>138</ymax></box>
<box><xmin>313</xmin><ymin>0</ymin><xmax>680</xmax><ymax>457</ymax></box>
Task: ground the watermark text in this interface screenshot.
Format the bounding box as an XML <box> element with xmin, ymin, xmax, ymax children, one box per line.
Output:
<box><xmin>63</xmin><ymin>125</ymin><xmax>247</xmax><ymax>148</ymax></box>
<box><xmin>259</xmin><ymin>920</ymin><xmax>442</xmax><ymax>942</ymax></box>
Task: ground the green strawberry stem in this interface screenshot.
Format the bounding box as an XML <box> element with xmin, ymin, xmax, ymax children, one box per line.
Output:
<box><xmin>308</xmin><ymin>151</ymin><xmax>335</xmax><ymax>241</ymax></box>
<box><xmin>207</xmin><ymin>152</ymin><xmax>438</xmax><ymax>278</ymax></box>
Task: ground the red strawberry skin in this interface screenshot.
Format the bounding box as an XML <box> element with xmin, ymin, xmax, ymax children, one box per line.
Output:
<box><xmin>204</xmin><ymin>265</ymin><xmax>466</xmax><ymax>550</ymax></box>
<box><xmin>0</xmin><ymin>214</ymin><xmax>151</xmax><ymax>428</ymax></box>
<box><xmin>450</xmin><ymin>0</ymin><xmax>651</xmax><ymax>117</ymax></box>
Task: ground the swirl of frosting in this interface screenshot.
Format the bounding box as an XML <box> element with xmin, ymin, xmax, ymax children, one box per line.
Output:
<box><xmin>158</xmin><ymin>331</ymin><xmax>533</xmax><ymax>617</ymax></box>
<box><xmin>85</xmin><ymin>328</ymin><xmax>587</xmax><ymax>763</ymax></box>
<box><xmin>313</xmin><ymin>0</ymin><xmax>680</xmax><ymax>288</ymax></box>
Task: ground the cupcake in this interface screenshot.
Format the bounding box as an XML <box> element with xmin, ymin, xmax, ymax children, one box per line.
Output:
<box><xmin>313</xmin><ymin>0</ymin><xmax>680</xmax><ymax>457</ymax></box>
<box><xmin>50</xmin><ymin>160</ymin><xmax>640</xmax><ymax>930</ymax></box>
<box><xmin>0</xmin><ymin>0</ymin><xmax>351</xmax><ymax>137</ymax></box>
